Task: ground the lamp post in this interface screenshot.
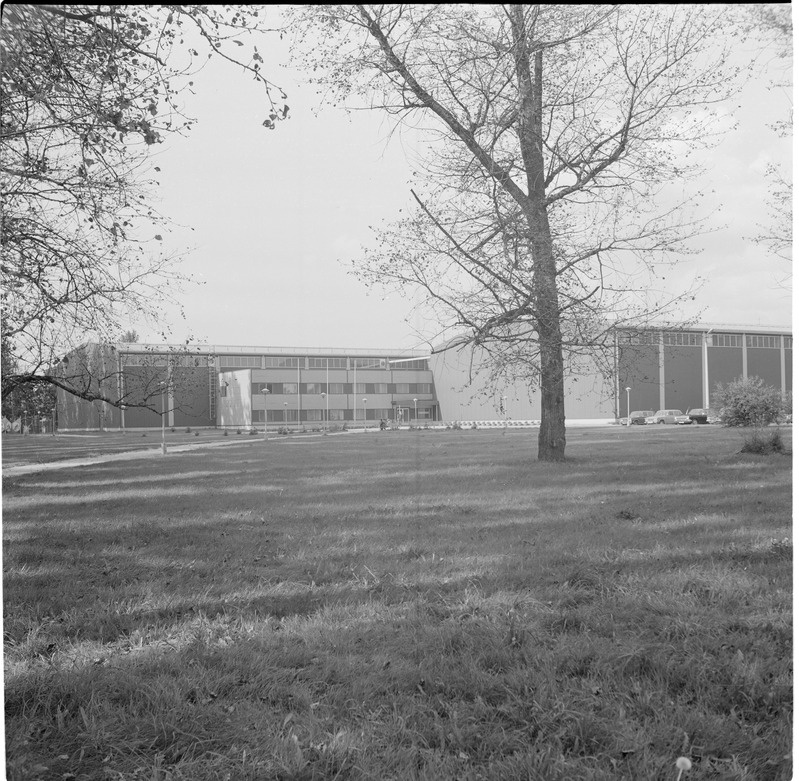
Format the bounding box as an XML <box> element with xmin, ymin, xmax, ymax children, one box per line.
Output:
<box><xmin>283</xmin><ymin>401</ymin><xmax>288</xmax><ymax>430</ymax></box>
<box><xmin>120</xmin><ymin>404</ymin><xmax>126</xmax><ymax>435</ymax></box>
<box><xmin>321</xmin><ymin>391</ymin><xmax>328</xmax><ymax>435</ymax></box>
<box><xmin>625</xmin><ymin>387</ymin><xmax>631</xmax><ymax>427</ymax></box>
<box><xmin>413</xmin><ymin>397</ymin><xmax>418</xmax><ymax>423</ymax></box>
<box><xmin>363</xmin><ymin>397</ymin><xmax>367</xmax><ymax>432</ymax></box>
<box><xmin>261</xmin><ymin>386</ymin><xmax>271</xmax><ymax>440</ymax></box>
<box><xmin>160</xmin><ymin>381</ymin><xmax>167</xmax><ymax>454</ymax></box>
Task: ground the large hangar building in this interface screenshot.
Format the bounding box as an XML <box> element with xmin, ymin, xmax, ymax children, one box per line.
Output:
<box><xmin>57</xmin><ymin>324</ymin><xmax>792</xmax><ymax>430</ymax></box>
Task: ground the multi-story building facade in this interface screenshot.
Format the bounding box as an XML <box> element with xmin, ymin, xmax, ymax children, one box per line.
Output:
<box><xmin>57</xmin><ymin>345</ymin><xmax>437</xmax><ymax>430</ymax></box>
<box><xmin>55</xmin><ymin>324</ymin><xmax>791</xmax><ymax>430</ymax></box>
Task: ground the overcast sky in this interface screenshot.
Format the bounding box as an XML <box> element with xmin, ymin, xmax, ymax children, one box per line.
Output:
<box><xmin>144</xmin><ymin>8</ymin><xmax>792</xmax><ymax>351</ymax></box>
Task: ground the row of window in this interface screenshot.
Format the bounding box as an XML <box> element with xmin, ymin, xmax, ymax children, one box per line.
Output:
<box><xmin>249</xmin><ymin>382</ymin><xmax>433</xmax><ymax>396</ymax></box>
<box><xmin>218</xmin><ymin>355</ymin><xmax>428</xmax><ymax>370</ymax></box>
<box><xmin>122</xmin><ymin>354</ymin><xmax>212</xmax><ymax>367</ymax></box>
<box><xmin>251</xmin><ymin>408</ymin><xmax>412</xmax><ymax>423</ymax></box>
<box><xmin>620</xmin><ymin>332</ymin><xmax>792</xmax><ymax>349</ymax></box>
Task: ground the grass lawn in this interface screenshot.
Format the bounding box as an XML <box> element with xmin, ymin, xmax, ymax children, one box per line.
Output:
<box><xmin>3</xmin><ymin>426</ymin><xmax>792</xmax><ymax>780</ymax></box>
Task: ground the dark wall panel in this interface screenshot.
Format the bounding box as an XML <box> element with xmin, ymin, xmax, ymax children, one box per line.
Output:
<box><xmin>708</xmin><ymin>347</ymin><xmax>743</xmax><ymax>396</ymax></box>
<box><xmin>786</xmin><ymin>350</ymin><xmax>792</xmax><ymax>393</ymax></box>
<box><xmin>663</xmin><ymin>346</ymin><xmax>702</xmax><ymax>411</ymax></box>
<box><xmin>172</xmin><ymin>367</ymin><xmax>213</xmax><ymax>426</ymax></box>
<box><xmin>618</xmin><ymin>345</ymin><xmax>660</xmax><ymax>412</ymax></box>
<box><xmin>747</xmin><ymin>349</ymin><xmax>782</xmax><ymax>389</ymax></box>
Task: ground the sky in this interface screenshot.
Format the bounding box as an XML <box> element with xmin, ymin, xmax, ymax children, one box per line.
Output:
<box><xmin>142</xmin><ymin>7</ymin><xmax>792</xmax><ymax>352</ymax></box>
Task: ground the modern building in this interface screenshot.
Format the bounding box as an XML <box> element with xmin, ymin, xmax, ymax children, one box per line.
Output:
<box><xmin>57</xmin><ymin>345</ymin><xmax>437</xmax><ymax>431</ymax></box>
<box><xmin>56</xmin><ymin>323</ymin><xmax>792</xmax><ymax>430</ymax></box>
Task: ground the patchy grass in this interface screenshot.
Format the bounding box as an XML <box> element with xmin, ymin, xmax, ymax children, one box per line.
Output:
<box><xmin>4</xmin><ymin>426</ymin><xmax>792</xmax><ymax>780</ymax></box>
<box><xmin>740</xmin><ymin>428</ymin><xmax>787</xmax><ymax>456</ymax></box>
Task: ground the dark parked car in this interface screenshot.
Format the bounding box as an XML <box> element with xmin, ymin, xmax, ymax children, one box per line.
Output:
<box><xmin>687</xmin><ymin>408</ymin><xmax>720</xmax><ymax>424</ymax></box>
<box><xmin>628</xmin><ymin>410</ymin><xmax>654</xmax><ymax>425</ymax></box>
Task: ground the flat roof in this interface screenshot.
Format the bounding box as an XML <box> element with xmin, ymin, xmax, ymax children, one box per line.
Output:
<box><xmin>114</xmin><ymin>344</ymin><xmax>431</xmax><ymax>357</ymax></box>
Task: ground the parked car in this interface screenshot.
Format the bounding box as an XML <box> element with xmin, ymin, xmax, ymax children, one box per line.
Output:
<box><xmin>627</xmin><ymin>410</ymin><xmax>654</xmax><ymax>425</ymax></box>
<box><xmin>687</xmin><ymin>407</ymin><xmax>721</xmax><ymax>425</ymax></box>
<box><xmin>651</xmin><ymin>409</ymin><xmax>691</xmax><ymax>424</ymax></box>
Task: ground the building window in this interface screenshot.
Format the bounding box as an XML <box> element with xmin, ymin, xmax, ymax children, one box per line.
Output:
<box><xmin>366</xmin><ymin>382</ymin><xmax>388</xmax><ymax>394</ymax></box>
<box><xmin>303</xmin><ymin>383</ymin><xmax>325</xmax><ymax>394</ymax></box>
<box><xmin>371</xmin><ymin>408</ymin><xmax>392</xmax><ymax>420</ymax></box>
<box><xmin>785</xmin><ymin>336</ymin><xmax>793</xmax><ymax>350</ymax></box>
<box><xmin>354</xmin><ymin>357</ymin><xmax>385</xmax><ymax>369</ymax></box>
<box><xmin>392</xmin><ymin>358</ymin><xmax>429</xmax><ymax>370</ymax></box>
<box><xmin>253</xmin><ymin>382</ymin><xmax>279</xmax><ymax>395</ymax></box>
<box><xmin>305</xmin><ymin>409</ymin><xmax>322</xmax><ymax>421</ymax></box>
<box><xmin>328</xmin><ymin>383</ymin><xmax>345</xmax><ymax>394</ymax></box>
<box><xmin>746</xmin><ymin>334</ymin><xmax>780</xmax><ymax>349</ymax></box>
<box><xmin>354</xmin><ymin>383</ymin><xmax>366</xmax><ymax>394</ymax></box>
<box><xmin>220</xmin><ymin>355</ymin><xmax>261</xmax><ymax>368</ymax></box>
<box><xmin>393</xmin><ymin>383</ymin><xmax>410</xmax><ymax>394</ymax></box>
<box><xmin>712</xmin><ymin>333</ymin><xmax>742</xmax><ymax>348</ymax></box>
<box><xmin>621</xmin><ymin>331</ymin><xmax>658</xmax><ymax>346</ymax></box>
<box><xmin>308</xmin><ymin>357</ymin><xmax>347</xmax><ymax>369</ymax></box>
<box><xmin>264</xmin><ymin>356</ymin><xmax>300</xmax><ymax>368</ymax></box>
<box><xmin>663</xmin><ymin>332</ymin><xmax>700</xmax><ymax>347</ymax></box>
<box><xmin>329</xmin><ymin>409</ymin><xmax>345</xmax><ymax>421</ymax></box>
<box><xmin>252</xmin><ymin>409</ymin><xmax>264</xmax><ymax>423</ymax></box>
<box><xmin>412</xmin><ymin>383</ymin><xmax>432</xmax><ymax>394</ymax></box>
<box><xmin>282</xmin><ymin>382</ymin><xmax>298</xmax><ymax>395</ymax></box>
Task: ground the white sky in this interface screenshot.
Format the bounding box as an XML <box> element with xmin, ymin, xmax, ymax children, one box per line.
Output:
<box><xmin>142</xmin><ymin>10</ymin><xmax>793</xmax><ymax>350</ymax></box>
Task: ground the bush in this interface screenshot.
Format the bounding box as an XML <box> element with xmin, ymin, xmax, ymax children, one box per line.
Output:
<box><xmin>740</xmin><ymin>429</ymin><xmax>786</xmax><ymax>455</ymax></box>
<box><xmin>223</xmin><ymin>430</ymin><xmax>228</xmax><ymax>436</ymax></box>
<box><xmin>712</xmin><ymin>376</ymin><xmax>784</xmax><ymax>427</ymax></box>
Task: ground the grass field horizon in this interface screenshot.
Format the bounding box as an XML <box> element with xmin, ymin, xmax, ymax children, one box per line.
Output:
<box><xmin>4</xmin><ymin>426</ymin><xmax>792</xmax><ymax>780</ymax></box>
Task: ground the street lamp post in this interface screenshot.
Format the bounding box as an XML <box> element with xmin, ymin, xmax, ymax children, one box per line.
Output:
<box><xmin>413</xmin><ymin>397</ymin><xmax>418</xmax><ymax>423</ymax></box>
<box><xmin>625</xmin><ymin>387</ymin><xmax>631</xmax><ymax>427</ymax></box>
<box><xmin>321</xmin><ymin>392</ymin><xmax>328</xmax><ymax>435</ymax></box>
<box><xmin>362</xmin><ymin>397</ymin><xmax>367</xmax><ymax>432</ymax></box>
<box><xmin>284</xmin><ymin>401</ymin><xmax>288</xmax><ymax>430</ymax></box>
<box><xmin>262</xmin><ymin>386</ymin><xmax>271</xmax><ymax>440</ymax></box>
<box><xmin>160</xmin><ymin>381</ymin><xmax>167</xmax><ymax>455</ymax></box>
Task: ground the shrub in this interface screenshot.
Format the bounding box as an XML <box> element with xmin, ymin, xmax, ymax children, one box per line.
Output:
<box><xmin>740</xmin><ymin>429</ymin><xmax>786</xmax><ymax>455</ymax></box>
<box><xmin>712</xmin><ymin>376</ymin><xmax>784</xmax><ymax>427</ymax></box>
<box><xmin>223</xmin><ymin>430</ymin><xmax>228</xmax><ymax>436</ymax></box>
<box><xmin>185</xmin><ymin>427</ymin><xmax>191</xmax><ymax>433</ymax></box>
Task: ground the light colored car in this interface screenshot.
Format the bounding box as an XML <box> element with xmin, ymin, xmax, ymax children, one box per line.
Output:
<box><xmin>628</xmin><ymin>410</ymin><xmax>655</xmax><ymax>425</ymax></box>
<box><xmin>651</xmin><ymin>409</ymin><xmax>691</xmax><ymax>424</ymax></box>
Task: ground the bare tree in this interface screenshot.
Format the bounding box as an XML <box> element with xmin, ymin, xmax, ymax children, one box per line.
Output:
<box><xmin>745</xmin><ymin>4</ymin><xmax>792</xmax><ymax>286</ymax></box>
<box><xmin>290</xmin><ymin>4</ymin><xmax>749</xmax><ymax>459</ymax></box>
<box><xmin>1</xmin><ymin>5</ymin><xmax>287</xmax><ymax>404</ymax></box>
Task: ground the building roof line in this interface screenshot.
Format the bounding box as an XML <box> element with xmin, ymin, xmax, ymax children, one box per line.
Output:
<box><xmin>112</xmin><ymin>344</ymin><xmax>431</xmax><ymax>357</ymax></box>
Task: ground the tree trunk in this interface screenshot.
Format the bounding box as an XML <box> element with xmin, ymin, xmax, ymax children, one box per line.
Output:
<box><xmin>509</xmin><ymin>15</ymin><xmax>567</xmax><ymax>461</ymax></box>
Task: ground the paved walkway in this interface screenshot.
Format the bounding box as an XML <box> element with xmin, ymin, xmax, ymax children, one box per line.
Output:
<box><xmin>1</xmin><ymin>431</ymin><xmax>356</xmax><ymax>477</ymax></box>
<box><xmin>2</xmin><ymin>437</ymin><xmax>266</xmax><ymax>477</ymax></box>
